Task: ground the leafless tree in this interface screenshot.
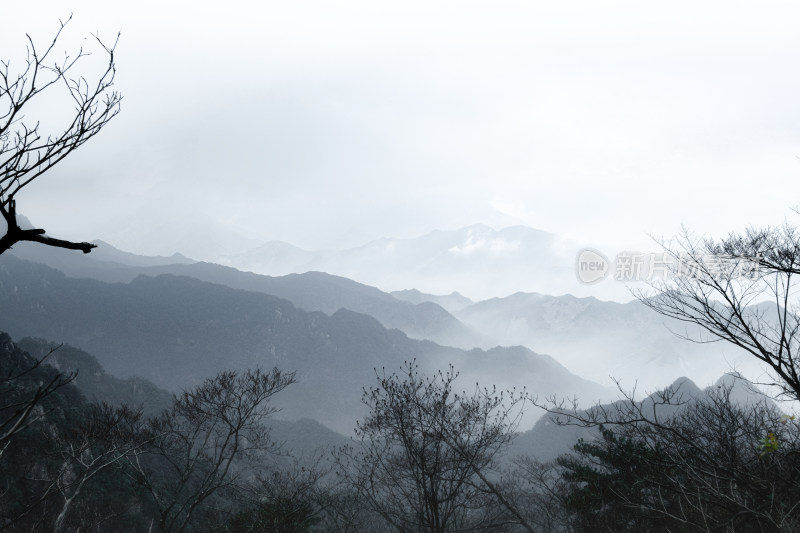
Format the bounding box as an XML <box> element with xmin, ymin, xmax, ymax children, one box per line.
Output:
<box><xmin>48</xmin><ymin>403</ymin><xmax>147</xmax><ymax>532</ymax></box>
<box><xmin>0</xmin><ymin>347</ymin><xmax>147</xmax><ymax>531</ymax></box>
<box><xmin>0</xmin><ymin>15</ymin><xmax>121</xmax><ymax>255</ymax></box>
<box><xmin>0</xmin><ymin>337</ymin><xmax>74</xmax><ymax>459</ymax></box>
<box><xmin>635</xmin><ymin>223</ymin><xmax>800</xmax><ymax>402</ymax></box>
<box><xmin>0</xmin><ymin>335</ymin><xmax>78</xmax><ymax>530</ymax></box>
<box><xmin>315</xmin><ymin>487</ymin><xmax>387</xmax><ymax>533</ymax></box>
<box><xmin>518</xmin><ymin>218</ymin><xmax>800</xmax><ymax>529</ymax></box>
<box><xmin>498</xmin><ymin>457</ymin><xmax>572</xmax><ymax>533</ymax></box>
<box><xmin>335</xmin><ymin>360</ymin><xmax>531</xmax><ymax>533</ymax></box>
<box><xmin>128</xmin><ymin>367</ymin><xmax>296</xmax><ymax>533</ymax></box>
<box><xmin>226</xmin><ymin>455</ymin><xmax>332</xmax><ymax>532</ymax></box>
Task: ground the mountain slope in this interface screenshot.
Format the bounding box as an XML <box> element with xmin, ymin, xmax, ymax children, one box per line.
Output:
<box><xmin>15</xmin><ymin>337</ymin><xmax>174</xmax><ymax>416</ymax></box>
<box><xmin>456</xmin><ymin>291</ymin><xmax>763</xmax><ymax>390</ymax></box>
<box><xmin>511</xmin><ymin>374</ymin><xmax>774</xmax><ymax>462</ymax></box>
<box><xmin>9</xmin><ymin>243</ymin><xmax>488</xmax><ymax>349</ymax></box>
<box><xmin>5</xmin><ymin>332</ymin><xmax>350</xmax><ymax>460</ymax></box>
<box><xmin>391</xmin><ymin>289</ymin><xmax>474</xmax><ymax>314</ymax></box>
<box><xmin>0</xmin><ymin>255</ymin><xmax>612</xmax><ymax>434</ymax></box>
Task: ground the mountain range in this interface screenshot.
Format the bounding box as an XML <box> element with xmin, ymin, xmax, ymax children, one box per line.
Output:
<box><xmin>511</xmin><ymin>372</ymin><xmax>778</xmax><ymax>462</ymax></box>
<box><xmin>5</xmin><ymin>333</ymin><xmax>350</xmax><ymax>458</ymax></box>
<box><xmin>213</xmin><ymin>224</ymin><xmax>584</xmax><ymax>301</ymax></box>
<box><xmin>8</xmin><ymin>241</ymin><xmax>486</xmax><ymax>349</ymax></box>
<box><xmin>0</xmin><ymin>253</ymin><xmax>613</xmax><ymax>434</ymax></box>
<box><xmin>452</xmin><ymin>291</ymin><xmax>764</xmax><ymax>391</ymax></box>
<box><xmin>391</xmin><ymin>288</ymin><xmax>474</xmax><ymax>314</ymax></box>
<box><xmin>9</xmin><ymin>233</ymin><xmax>769</xmax><ymax>395</ymax></box>
<box><xmin>10</xmin><ymin>328</ymin><xmax>772</xmax><ymax>466</ymax></box>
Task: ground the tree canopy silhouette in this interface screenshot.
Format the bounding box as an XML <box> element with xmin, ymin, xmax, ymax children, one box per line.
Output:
<box><xmin>0</xmin><ymin>15</ymin><xmax>121</xmax><ymax>255</ymax></box>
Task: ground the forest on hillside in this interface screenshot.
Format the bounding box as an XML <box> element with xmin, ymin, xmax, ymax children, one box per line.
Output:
<box><xmin>3</xmin><ymin>324</ymin><xmax>800</xmax><ymax>532</ymax></box>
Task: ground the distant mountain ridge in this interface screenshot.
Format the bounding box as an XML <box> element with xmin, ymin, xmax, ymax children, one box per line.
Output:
<box><xmin>213</xmin><ymin>224</ymin><xmax>573</xmax><ymax>300</ymax></box>
<box><xmin>0</xmin><ymin>255</ymin><xmax>613</xmax><ymax>434</ymax></box>
<box><xmin>452</xmin><ymin>290</ymin><xmax>764</xmax><ymax>391</ymax></box>
<box><xmin>512</xmin><ymin>373</ymin><xmax>777</xmax><ymax>461</ymax></box>
<box><xmin>391</xmin><ymin>289</ymin><xmax>474</xmax><ymax>314</ymax></box>
<box><xmin>8</xmin><ymin>241</ymin><xmax>487</xmax><ymax>350</ymax></box>
<box><xmin>9</xmin><ymin>238</ymin><xmax>765</xmax><ymax>393</ymax></box>
<box><xmin>10</xmin><ymin>237</ymin><xmax>769</xmax><ymax>393</ymax></box>
<box><xmin>88</xmin><ymin>239</ymin><xmax>195</xmax><ymax>267</ymax></box>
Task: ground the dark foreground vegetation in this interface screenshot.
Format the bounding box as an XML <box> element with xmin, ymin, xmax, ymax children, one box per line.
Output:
<box><xmin>2</xmin><ymin>330</ymin><xmax>800</xmax><ymax>532</ymax></box>
<box><xmin>5</xmin><ymin>215</ymin><xmax>800</xmax><ymax>532</ymax></box>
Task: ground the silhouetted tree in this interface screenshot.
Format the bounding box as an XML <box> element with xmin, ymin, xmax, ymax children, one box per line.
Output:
<box><xmin>638</xmin><ymin>223</ymin><xmax>800</xmax><ymax>401</ymax></box>
<box><xmin>49</xmin><ymin>402</ymin><xmax>146</xmax><ymax>532</ymax></box>
<box><xmin>0</xmin><ymin>336</ymin><xmax>74</xmax><ymax>459</ymax></box>
<box><xmin>0</xmin><ymin>334</ymin><xmax>80</xmax><ymax>530</ymax></box>
<box><xmin>224</xmin><ymin>456</ymin><xmax>329</xmax><ymax>533</ymax></box>
<box><xmin>0</xmin><ymin>334</ymin><xmax>152</xmax><ymax>532</ymax></box>
<box><xmin>0</xmin><ymin>15</ymin><xmax>121</xmax><ymax>255</ymax></box>
<box><xmin>129</xmin><ymin>367</ymin><xmax>296</xmax><ymax>533</ymax></box>
<box><xmin>500</xmin><ymin>456</ymin><xmax>572</xmax><ymax>532</ymax></box>
<box><xmin>542</xmin><ymin>380</ymin><xmax>800</xmax><ymax>531</ymax></box>
<box><xmin>528</xmin><ymin>217</ymin><xmax>800</xmax><ymax>530</ymax></box>
<box><xmin>336</xmin><ymin>361</ymin><xmax>531</xmax><ymax>532</ymax></box>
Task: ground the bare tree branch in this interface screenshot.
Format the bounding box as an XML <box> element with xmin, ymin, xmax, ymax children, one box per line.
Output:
<box><xmin>0</xmin><ymin>15</ymin><xmax>121</xmax><ymax>256</ymax></box>
<box><xmin>128</xmin><ymin>367</ymin><xmax>296</xmax><ymax>533</ymax></box>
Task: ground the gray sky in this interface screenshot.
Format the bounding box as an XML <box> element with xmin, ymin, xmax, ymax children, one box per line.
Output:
<box><xmin>3</xmin><ymin>1</ymin><xmax>800</xmax><ymax>259</ymax></box>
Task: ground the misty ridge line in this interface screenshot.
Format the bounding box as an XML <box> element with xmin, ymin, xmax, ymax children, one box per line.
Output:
<box><xmin>7</xmin><ymin>228</ymin><xmax>774</xmax><ymax>397</ymax></box>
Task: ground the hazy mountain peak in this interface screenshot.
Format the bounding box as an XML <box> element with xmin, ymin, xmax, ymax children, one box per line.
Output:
<box><xmin>712</xmin><ymin>371</ymin><xmax>747</xmax><ymax>387</ymax></box>
<box><xmin>497</xmin><ymin>224</ymin><xmax>554</xmax><ymax>237</ymax></box>
<box><xmin>212</xmin><ymin>223</ymin><xmax>574</xmax><ymax>301</ymax></box>
<box><xmin>89</xmin><ymin>240</ymin><xmax>195</xmax><ymax>265</ymax></box>
<box><xmin>670</xmin><ymin>375</ymin><xmax>699</xmax><ymax>390</ymax></box>
<box><xmin>390</xmin><ymin>288</ymin><xmax>475</xmax><ymax>314</ymax></box>
<box><xmin>662</xmin><ymin>376</ymin><xmax>703</xmax><ymax>400</ymax></box>
<box><xmin>464</xmin><ymin>223</ymin><xmax>496</xmax><ymax>232</ymax></box>
<box><xmin>448</xmin><ymin>234</ymin><xmax>521</xmax><ymax>256</ymax></box>
<box><xmin>14</xmin><ymin>213</ymin><xmax>35</xmax><ymax>230</ymax></box>
<box><xmin>417</xmin><ymin>224</ymin><xmax>496</xmax><ymax>240</ymax></box>
<box><xmin>709</xmin><ymin>372</ymin><xmax>773</xmax><ymax>407</ymax></box>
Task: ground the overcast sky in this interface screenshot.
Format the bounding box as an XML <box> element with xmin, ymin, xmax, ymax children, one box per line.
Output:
<box><xmin>3</xmin><ymin>1</ymin><xmax>800</xmax><ymax>260</ymax></box>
